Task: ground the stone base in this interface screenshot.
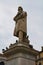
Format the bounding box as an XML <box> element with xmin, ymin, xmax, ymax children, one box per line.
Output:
<box><xmin>6</xmin><ymin>53</ymin><xmax>36</xmax><ymax>65</ymax></box>
<box><xmin>3</xmin><ymin>41</ymin><xmax>38</xmax><ymax>65</ymax></box>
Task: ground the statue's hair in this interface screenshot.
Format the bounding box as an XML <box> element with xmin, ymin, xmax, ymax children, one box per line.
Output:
<box><xmin>18</xmin><ymin>6</ymin><xmax>23</xmax><ymax>11</ymax></box>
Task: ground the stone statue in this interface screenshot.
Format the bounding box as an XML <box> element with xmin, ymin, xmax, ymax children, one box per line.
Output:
<box><xmin>13</xmin><ymin>6</ymin><xmax>27</xmax><ymax>42</ymax></box>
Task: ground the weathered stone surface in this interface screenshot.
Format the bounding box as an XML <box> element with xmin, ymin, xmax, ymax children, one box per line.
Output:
<box><xmin>13</xmin><ymin>6</ymin><xmax>27</xmax><ymax>42</ymax></box>
<box><xmin>2</xmin><ymin>53</ymin><xmax>37</xmax><ymax>65</ymax></box>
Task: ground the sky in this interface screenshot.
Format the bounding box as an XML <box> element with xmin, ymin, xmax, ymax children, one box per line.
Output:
<box><xmin>0</xmin><ymin>0</ymin><xmax>43</xmax><ymax>53</ymax></box>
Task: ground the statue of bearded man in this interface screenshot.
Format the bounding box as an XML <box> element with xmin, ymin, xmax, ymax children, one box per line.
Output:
<box><xmin>13</xmin><ymin>6</ymin><xmax>27</xmax><ymax>42</ymax></box>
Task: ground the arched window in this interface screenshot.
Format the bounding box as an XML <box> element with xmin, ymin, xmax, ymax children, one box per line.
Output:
<box><xmin>0</xmin><ymin>62</ymin><xmax>4</xmax><ymax>65</ymax></box>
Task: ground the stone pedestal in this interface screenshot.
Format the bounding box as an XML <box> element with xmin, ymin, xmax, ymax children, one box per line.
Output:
<box><xmin>3</xmin><ymin>41</ymin><xmax>39</xmax><ymax>65</ymax></box>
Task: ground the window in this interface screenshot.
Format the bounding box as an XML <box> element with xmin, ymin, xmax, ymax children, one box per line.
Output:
<box><xmin>39</xmin><ymin>62</ymin><xmax>41</xmax><ymax>65</ymax></box>
<box><xmin>0</xmin><ymin>62</ymin><xmax>4</xmax><ymax>65</ymax></box>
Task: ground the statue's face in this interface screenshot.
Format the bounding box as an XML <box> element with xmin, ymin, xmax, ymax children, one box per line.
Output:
<box><xmin>18</xmin><ymin>7</ymin><xmax>23</xmax><ymax>13</ymax></box>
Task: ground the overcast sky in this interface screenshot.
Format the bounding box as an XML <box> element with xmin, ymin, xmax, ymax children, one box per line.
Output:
<box><xmin>0</xmin><ymin>0</ymin><xmax>43</xmax><ymax>53</ymax></box>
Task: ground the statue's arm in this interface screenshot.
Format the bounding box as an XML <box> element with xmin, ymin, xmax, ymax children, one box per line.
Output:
<box><xmin>16</xmin><ymin>12</ymin><xmax>27</xmax><ymax>20</ymax></box>
<box><xmin>13</xmin><ymin>12</ymin><xmax>20</xmax><ymax>21</ymax></box>
<box><xmin>17</xmin><ymin>12</ymin><xmax>27</xmax><ymax>19</ymax></box>
<box><xmin>13</xmin><ymin>12</ymin><xmax>27</xmax><ymax>21</ymax></box>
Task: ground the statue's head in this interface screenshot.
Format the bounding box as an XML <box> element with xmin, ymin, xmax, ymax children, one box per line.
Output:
<box><xmin>18</xmin><ymin>6</ymin><xmax>23</xmax><ymax>13</ymax></box>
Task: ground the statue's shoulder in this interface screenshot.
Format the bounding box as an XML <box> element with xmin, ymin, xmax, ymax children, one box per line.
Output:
<box><xmin>22</xmin><ymin>11</ymin><xmax>27</xmax><ymax>16</ymax></box>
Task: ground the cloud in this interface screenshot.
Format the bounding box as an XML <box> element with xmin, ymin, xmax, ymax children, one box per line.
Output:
<box><xmin>0</xmin><ymin>1</ymin><xmax>19</xmax><ymax>53</ymax></box>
